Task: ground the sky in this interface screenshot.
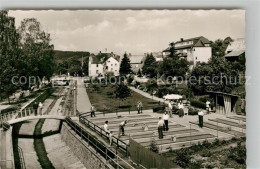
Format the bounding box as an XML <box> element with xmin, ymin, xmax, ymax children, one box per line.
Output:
<box><xmin>9</xmin><ymin>10</ymin><xmax>245</xmax><ymax>55</ymax></box>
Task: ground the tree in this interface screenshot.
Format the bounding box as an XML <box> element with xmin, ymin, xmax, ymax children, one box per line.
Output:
<box><xmin>142</xmin><ymin>53</ymin><xmax>158</xmax><ymax>78</ymax></box>
<box><xmin>18</xmin><ymin>18</ymin><xmax>55</xmax><ymax>88</ymax></box>
<box><xmin>188</xmin><ymin>56</ymin><xmax>239</xmax><ymax>95</ymax></box>
<box><xmin>159</xmin><ymin>57</ymin><xmax>189</xmax><ymax>78</ymax></box>
<box><xmin>159</xmin><ymin>43</ymin><xmax>189</xmax><ymax>78</ymax></box>
<box><xmin>119</xmin><ymin>53</ymin><xmax>131</xmax><ymax>76</ymax></box>
<box><xmin>0</xmin><ymin>11</ymin><xmax>20</xmax><ymax>102</ymax></box>
<box><xmin>211</xmin><ymin>37</ymin><xmax>233</xmax><ymax>57</ymax></box>
<box><xmin>114</xmin><ymin>84</ymin><xmax>131</xmax><ymax>106</ymax></box>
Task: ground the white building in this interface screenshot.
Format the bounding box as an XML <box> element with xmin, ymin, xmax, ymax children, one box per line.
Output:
<box><xmin>88</xmin><ymin>52</ymin><xmax>120</xmax><ymax>77</ymax></box>
<box><xmin>163</xmin><ymin>36</ymin><xmax>212</xmax><ymax>67</ymax></box>
<box><xmin>104</xmin><ymin>56</ymin><xmax>120</xmax><ymax>76</ymax></box>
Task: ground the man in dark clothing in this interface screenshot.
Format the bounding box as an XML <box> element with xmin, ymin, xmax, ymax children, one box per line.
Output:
<box><xmin>33</xmin><ymin>102</ymin><xmax>39</xmax><ymax>116</ymax></box>
<box><xmin>90</xmin><ymin>104</ymin><xmax>96</xmax><ymax>117</ymax></box>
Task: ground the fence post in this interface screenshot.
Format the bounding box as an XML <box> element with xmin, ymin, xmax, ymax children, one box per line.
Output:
<box><xmin>190</xmin><ymin>123</ymin><xmax>191</xmax><ymax>146</ymax></box>
<box><xmin>217</xmin><ymin>120</ymin><xmax>219</xmax><ymax>138</ymax></box>
<box><xmin>81</xmin><ymin>127</ymin><xmax>83</xmax><ymax>140</ymax></box>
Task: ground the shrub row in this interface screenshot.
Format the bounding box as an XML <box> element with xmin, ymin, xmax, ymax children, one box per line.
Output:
<box><xmin>190</xmin><ymin>99</ymin><xmax>206</xmax><ymax>109</ymax></box>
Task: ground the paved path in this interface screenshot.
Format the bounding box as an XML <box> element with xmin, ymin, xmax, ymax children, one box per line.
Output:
<box><xmin>76</xmin><ymin>78</ymin><xmax>91</xmax><ymax>113</ymax></box>
<box><xmin>129</xmin><ymin>86</ymin><xmax>169</xmax><ymax>104</ymax></box>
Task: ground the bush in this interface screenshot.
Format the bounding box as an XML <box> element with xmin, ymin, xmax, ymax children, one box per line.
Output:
<box><xmin>127</xmin><ymin>76</ymin><xmax>134</xmax><ymax>84</ymax></box>
<box><xmin>228</xmin><ymin>142</ymin><xmax>246</xmax><ymax>164</ymax></box>
<box><xmin>149</xmin><ymin>139</ymin><xmax>159</xmax><ymax>153</ymax></box>
<box><xmin>201</xmin><ymin>149</ymin><xmax>212</xmax><ymax>157</ymax></box>
<box><xmin>106</xmin><ymin>91</ymin><xmax>114</xmax><ymax>96</ymax></box>
<box><xmin>188</xmin><ymin>107</ymin><xmax>198</xmax><ymax>115</ymax></box>
<box><xmin>178</xmin><ymin>108</ymin><xmax>184</xmax><ymax>117</ymax></box>
<box><xmin>176</xmin><ymin>148</ymin><xmax>191</xmax><ymax>168</ymax></box>
<box><xmin>153</xmin><ymin>106</ymin><xmax>165</xmax><ymax>112</ymax></box>
<box><xmin>190</xmin><ymin>99</ymin><xmax>206</xmax><ymax>109</ymax></box>
<box><xmin>92</xmin><ymin>84</ymin><xmax>100</xmax><ymax>92</ymax></box>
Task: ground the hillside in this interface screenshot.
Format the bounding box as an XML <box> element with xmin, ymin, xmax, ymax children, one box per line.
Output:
<box><xmin>54</xmin><ymin>50</ymin><xmax>90</xmax><ymax>63</ymax></box>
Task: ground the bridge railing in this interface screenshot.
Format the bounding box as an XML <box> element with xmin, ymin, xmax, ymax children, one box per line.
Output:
<box><xmin>79</xmin><ymin>112</ymin><xmax>129</xmax><ymax>155</ymax></box>
<box><xmin>65</xmin><ymin>117</ymin><xmax>135</xmax><ymax>169</ymax></box>
<box><xmin>18</xmin><ymin>146</ymin><xmax>26</xmax><ymax>169</ymax></box>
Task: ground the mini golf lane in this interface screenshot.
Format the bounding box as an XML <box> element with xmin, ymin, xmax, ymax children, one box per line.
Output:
<box><xmin>119</xmin><ymin>128</ymin><xmax>199</xmax><ymax>141</ymax></box>
<box><xmin>208</xmin><ymin>118</ymin><xmax>246</xmax><ymax>129</ymax></box>
<box><xmin>190</xmin><ymin>121</ymin><xmax>245</xmax><ymax>137</ymax></box>
<box><xmin>131</xmin><ymin>133</ymin><xmax>216</xmax><ymax>147</ymax></box>
<box><xmin>227</xmin><ymin>116</ymin><xmax>246</xmax><ymax>122</ymax></box>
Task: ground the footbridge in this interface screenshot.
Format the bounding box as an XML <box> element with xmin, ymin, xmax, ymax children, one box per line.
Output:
<box><xmin>0</xmin><ymin>107</ymin><xmax>66</xmax><ymax>129</ymax></box>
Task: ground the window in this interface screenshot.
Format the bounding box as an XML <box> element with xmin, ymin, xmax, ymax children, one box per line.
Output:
<box><xmin>115</xmin><ymin>70</ymin><xmax>117</xmax><ymax>72</ymax></box>
<box><xmin>96</xmin><ymin>64</ymin><xmax>98</xmax><ymax>67</ymax></box>
<box><xmin>96</xmin><ymin>70</ymin><xmax>99</xmax><ymax>74</ymax></box>
<box><xmin>194</xmin><ymin>48</ymin><xmax>195</xmax><ymax>51</ymax></box>
<box><xmin>106</xmin><ymin>66</ymin><xmax>108</xmax><ymax>70</ymax></box>
<box><xmin>111</xmin><ymin>64</ymin><xmax>113</xmax><ymax>66</ymax></box>
<box><xmin>115</xmin><ymin>63</ymin><xmax>117</xmax><ymax>66</ymax></box>
<box><xmin>196</xmin><ymin>57</ymin><xmax>197</xmax><ymax>60</ymax></box>
<box><xmin>111</xmin><ymin>68</ymin><xmax>113</xmax><ymax>71</ymax></box>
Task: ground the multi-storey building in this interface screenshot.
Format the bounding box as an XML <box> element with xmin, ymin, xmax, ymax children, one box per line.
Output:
<box><xmin>163</xmin><ymin>36</ymin><xmax>212</xmax><ymax>67</ymax></box>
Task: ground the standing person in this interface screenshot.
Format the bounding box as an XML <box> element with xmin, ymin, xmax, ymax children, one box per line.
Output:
<box><xmin>33</xmin><ymin>102</ymin><xmax>38</xmax><ymax>116</ymax></box>
<box><xmin>118</xmin><ymin>120</ymin><xmax>127</xmax><ymax>137</ymax></box>
<box><xmin>158</xmin><ymin>117</ymin><xmax>164</xmax><ymax>139</ymax></box>
<box><xmin>38</xmin><ymin>102</ymin><xmax>43</xmax><ymax>115</ymax></box>
<box><xmin>104</xmin><ymin>121</ymin><xmax>110</xmax><ymax>136</ymax></box>
<box><xmin>198</xmin><ymin>111</ymin><xmax>204</xmax><ymax>128</ymax></box>
<box><xmin>168</xmin><ymin>101</ymin><xmax>173</xmax><ymax>117</ymax></box>
<box><xmin>137</xmin><ymin>101</ymin><xmax>140</xmax><ymax>114</ymax></box>
<box><xmin>163</xmin><ymin>112</ymin><xmax>169</xmax><ymax>131</ymax></box>
<box><xmin>109</xmin><ymin>131</ymin><xmax>113</xmax><ymax>146</ymax></box>
<box><xmin>90</xmin><ymin>104</ymin><xmax>96</xmax><ymax>117</ymax></box>
<box><xmin>206</xmin><ymin>100</ymin><xmax>210</xmax><ymax>113</ymax></box>
<box><xmin>139</xmin><ymin>101</ymin><xmax>143</xmax><ymax>113</ymax></box>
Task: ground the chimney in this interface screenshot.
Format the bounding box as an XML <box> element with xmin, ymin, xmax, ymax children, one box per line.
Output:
<box><xmin>181</xmin><ymin>38</ymin><xmax>184</xmax><ymax>42</ymax></box>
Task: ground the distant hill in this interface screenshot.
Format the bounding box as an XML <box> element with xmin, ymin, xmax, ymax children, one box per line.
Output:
<box><xmin>54</xmin><ymin>50</ymin><xmax>90</xmax><ymax>63</ymax></box>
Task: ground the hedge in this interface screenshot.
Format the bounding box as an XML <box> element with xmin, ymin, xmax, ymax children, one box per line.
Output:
<box><xmin>190</xmin><ymin>100</ymin><xmax>206</xmax><ymax>109</ymax></box>
<box><xmin>153</xmin><ymin>106</ymin><xmax>165</xmax><ymax>112</ymax></box>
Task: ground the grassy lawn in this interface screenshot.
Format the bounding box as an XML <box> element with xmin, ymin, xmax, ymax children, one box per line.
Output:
<box><xmin>86</xmin><ymin>84</ymin><xmax>160</xmax><ymax>112</ymax></box>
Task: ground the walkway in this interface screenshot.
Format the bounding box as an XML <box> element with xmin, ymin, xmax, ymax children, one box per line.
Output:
<box><xmin>129</xmin><ymin>86</ymin><xmax>169</xmax><ymax>104</ymax></box>
<box><xmin>76</xmin><ymin>78</ymin><xmax>91</xmax><ymax>113</ymax></box>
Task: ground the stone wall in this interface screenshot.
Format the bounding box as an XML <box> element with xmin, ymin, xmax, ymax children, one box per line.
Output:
<box><xmin>60</xmin><ymin>123</ymin><xmax>113</xmax><ymax>169</ymax></box>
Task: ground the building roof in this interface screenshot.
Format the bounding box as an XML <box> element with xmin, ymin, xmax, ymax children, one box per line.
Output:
<box><xmin>207</xmin><ymin>91</ymin><xmax>239</xmax><ymax>98</ymax></box>
<box><xmin>224</xmin><ymin>50</ymin><xmax>245</xmax><ymax>58</ymax></box>
<box><xmin>129</xmin><ymin>55</ymin><xmax>144</xmax><ymax>64</ymax></box>
<box><xmin>225</xmin><ymin>38</ymin><xmax>245</xmax><ymax>53</ymax></box>
<box><xmin>90</xmin><ymin>54</ymin><xmax>120</xmax><ymax>64</ymax></box>
<box><xmin>163</xmin><ymin>36</ymin><xmax>211</xmax><ymax>51</ymax></box>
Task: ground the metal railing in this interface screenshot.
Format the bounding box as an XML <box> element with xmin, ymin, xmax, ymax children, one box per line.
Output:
<box><xmin>18</xmin><ymin>146</ymin><xmax>26</xmax><ymax>169</ymax></box>
<box><xmin>79</xmin><ymin>112</ymin><xmax>129</xmax><ymax>154</ymax></box>
<box><xmin>64</xmin><ymin>117</ymin><xmax>135</xmax><ymax>169</ymax></box>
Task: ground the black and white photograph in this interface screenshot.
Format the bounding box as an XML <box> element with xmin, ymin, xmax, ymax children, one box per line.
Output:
<box><xmin>0</xmin><ymin>10</ymin><xmax>246</xmax><ymax>168</ymax></box>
